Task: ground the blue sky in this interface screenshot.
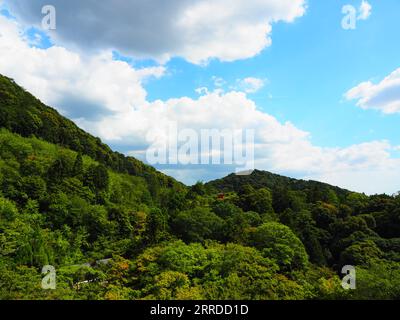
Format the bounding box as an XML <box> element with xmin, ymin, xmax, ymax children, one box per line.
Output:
<box><xmin>141</xmin><ymin>0</ymin><xmax>400</xmax><ymax>148</ymax></box>
<box><xmin>1</xmin><ymin>0</ymin><xmax>400</xmax><ymax>194</ymax></box>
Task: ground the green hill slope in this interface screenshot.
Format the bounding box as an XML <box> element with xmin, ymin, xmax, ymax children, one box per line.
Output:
<box><xmin>207</xmin><ymin>169</ymin><xmax>351</xmax><ymax>202</ymax></box>
<box><xmin>0</xmin><ymin>75</ymin><xmax>399</xmax><ymax>300</ymax></box>
<box><xmin>0</xmin><ymin>74</ymin><xmax>182</xmax><ymax>191</ymax></box>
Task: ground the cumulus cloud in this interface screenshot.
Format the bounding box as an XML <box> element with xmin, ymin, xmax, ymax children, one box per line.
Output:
<box><xmin>236</xmin><ymin>77</ymin><xmax>266</xmax><ymax>93</ymax></box>
<box><xmin>358</xmin><ymin>0</ymin><xmax>372</xmax><ymax>20</ymax></box>
<box><xmin>6</xmin><ymin>0</ymin><xmax>306</xmax><ymax>64</ymax></box>
<box><xmin>345</xmin><ymin>68</ymin><xmax>400</xmax><ymax>114</ymax></box>
<box><xmin>1</xmin><ymin>14</ymin><xmax>400</xmax><ymax>194</ymax></box>
<box><xmin>0</xmin><ymin>15</ymin><xmax>165</xmax><ymax>123</ymax></box>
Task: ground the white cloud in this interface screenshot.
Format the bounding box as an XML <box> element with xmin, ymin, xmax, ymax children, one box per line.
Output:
<box><xmin>195</xmin><ymin>87</ymin><xmax>209</xmax><ymax>95</ymax></box>
<box><xmin>197</xmin><ymin>76</ymin><xmax>266</xmax><ymax>95</ymax></box>
<box><xmin>6</xmin><ymin>0</ymin><xmax>306</xmax><ymax>64</ymax></box>
<box><xmin>0</xmin><ymin>16</ymin><xmax>165</xmax><ymax>123</ymax></box>
<box><xmin>345</xmin><ymin>68</ymin><xmax>400</xmax><ymax>114</ymax></box>
<box><xmin>1</xmin><ymin>14</ymin><xmax>400</xmax><ymax>195</ymax></box>
<box><xmin>212</xmin><ymin>76</ymin><xmax>226</xmax><ymax>88</ymax></box>
<box><xmin>358</xmin><ymin>0</ymin><xmax>372</xmax><ymax>20</ymax></box>
<box><xmin>237</xmin><ymin>77</ymin><xmax>266</xmax><ymax>93</ymax></box>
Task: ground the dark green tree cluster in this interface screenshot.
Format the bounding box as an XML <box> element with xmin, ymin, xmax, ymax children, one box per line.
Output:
<box><xmin>1</xmin><ymin>75</ymin><xmax>399</xmax><ymax>300</ymax></box>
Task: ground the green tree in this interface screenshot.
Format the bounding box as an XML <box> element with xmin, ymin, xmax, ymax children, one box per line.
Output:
<box><xmin>84</xmin><ymin>164</ymin><xmax>109</xmax><ymax>191</ymax></box>
<box><xmin>171</xmin><ymin>208</ymin><xmax>225</xmax><ymax>243</ymax></box>
<box><xmin>236</xmin><ymin>185</ymin><xmax>274</xmax><ymax>214</ymax></box>
<box><xmin>340</xmin><ymin>240</ymin><xmax>383</xmax><ymax>266</ymax></box>
<box><xmin>72</xmin><ymin>153</ymin><xmax>83</xmax><ymax>177</ymax></box>
<box><xmin>0</xmin><ymin>197</ymin><xmax>18</xmax><ymax>221</ymax></box>
<box><xmin>349</xmin><ymin>261</ymin><xmax>400</xmax><ymax>300</ymax></box>
<box><xmin>247</xmin><ymin>222</ymin><xmax>309</xmax><ymax>271</ymax></box>
<box><xmin>22</xmin><ymin>175</ymin><xmax>47</xmax><ymax>200</ymax></box>
<box><xmin>146</xmin><ymin>208</ymin><xmax>169</xmax><ymax>244</ymax></box>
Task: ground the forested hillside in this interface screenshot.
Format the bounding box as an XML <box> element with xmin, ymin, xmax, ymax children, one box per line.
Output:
<box><xmin>0</xmin><ymin>75</ymin><xmax>399</xmax><ymax>300</ymax></box>
<box><xmin>0</xmin><ymin>75</ymin><xmax>181</xmax><ymax>190</ymax></box>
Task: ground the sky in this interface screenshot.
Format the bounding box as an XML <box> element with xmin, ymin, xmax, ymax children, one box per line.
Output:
<box><xmin>0</xmin><ymin>0</ymin><xmax>400</xmax><ymax>194</ymax></box>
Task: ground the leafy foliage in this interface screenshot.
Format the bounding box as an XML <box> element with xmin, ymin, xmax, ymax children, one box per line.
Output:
<box><xmin>0</xmin><ymin>75</ymin><xmax>399</xmax><ymax>300</ymax></box>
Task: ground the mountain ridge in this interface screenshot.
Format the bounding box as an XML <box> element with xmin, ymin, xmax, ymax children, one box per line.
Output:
<box><xmin>0</xmin><ymin>74</ymin><xmax>362</xmax><ymax>197</ymax></box>
<box><xmin>0</xmin><ymin>74</ymin><xmax>183</xmax><ymax>191</ymax></box>
<box><xmin>1</xmin><ymin>74</ymin><xmax>400</xmax><ymax>300</ymax></box>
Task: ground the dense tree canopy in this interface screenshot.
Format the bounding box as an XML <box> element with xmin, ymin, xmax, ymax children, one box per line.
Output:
<box><xmin>0</xmin><ymin>74</ymin><xmax>399</xmax><ymax>300</ymax></box>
